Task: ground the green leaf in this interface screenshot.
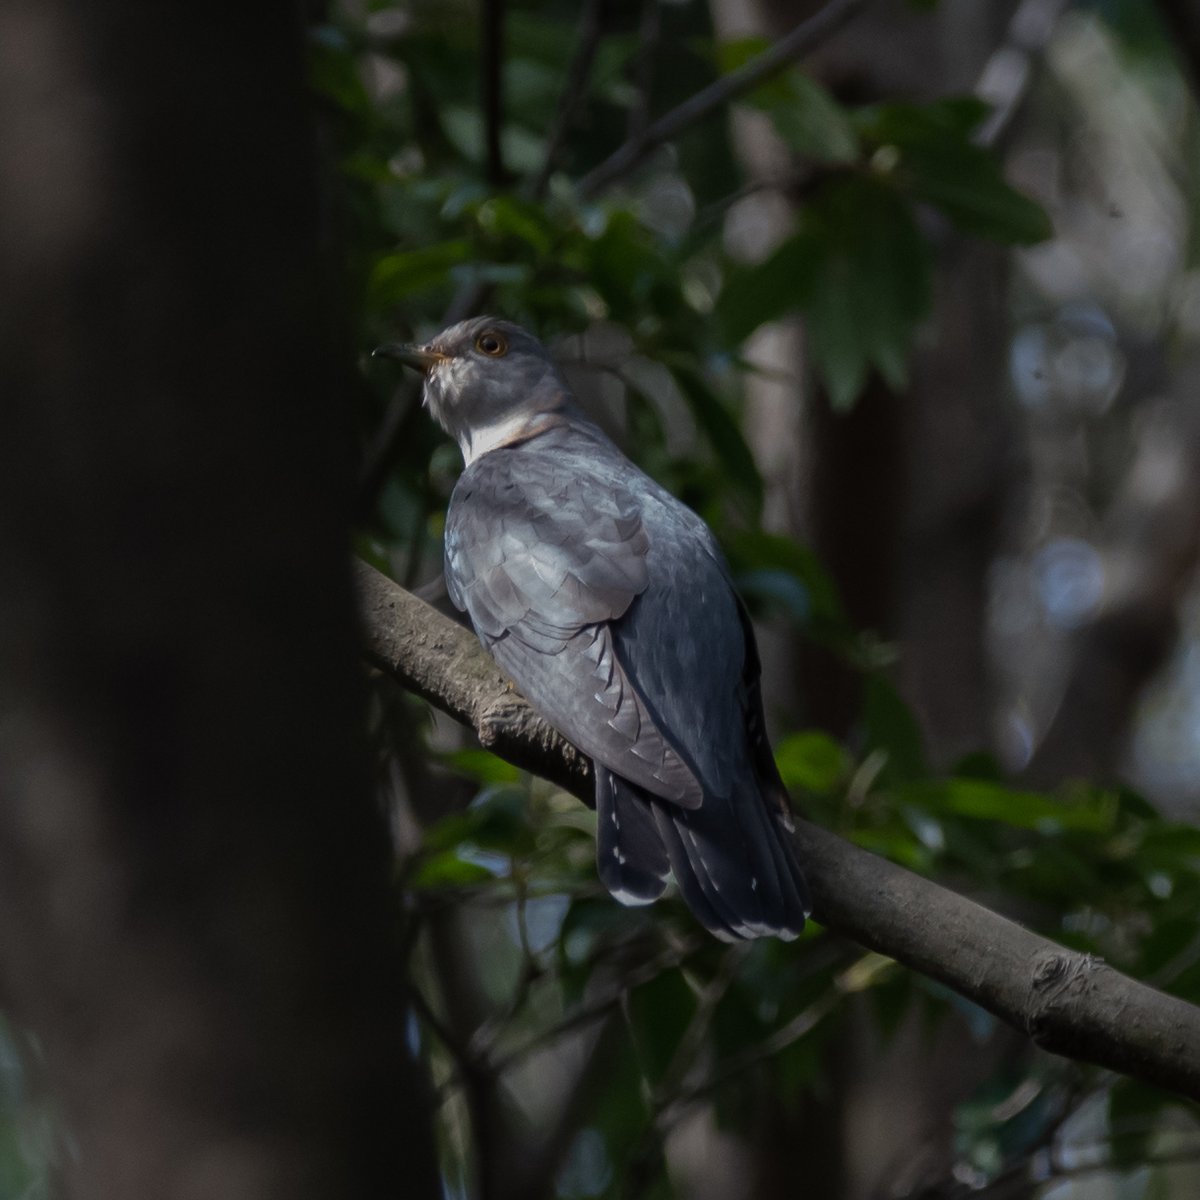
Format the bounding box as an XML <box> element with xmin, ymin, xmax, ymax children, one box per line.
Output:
<box><xmin>715</xmin><ymin>37</ymin><xmax>779</xmax><ymax>91</ymax></box>
<box><xmin>421</xmin><ymin>786</ymin><xmax>534</xmax><ymax>855</ymax></box>
<box><xmin>864</xmin><ymin>97</ymin><xmax>991</xmax><ymax>142</ymax></box>
<box><xmin>409</xmin><ymin>849</ymin><xmax>496</xmax><ymax>889</ymax></box>
<box><xmin>670</xmin><ymin>365</ymin><xmax>763</xmax><ymax>514</ymax></box>
<box><xmin>908</xmin><ymin>153</ymin><xmax>1052</xmax><ymax>244</ymax></box>
<box><xmin>897</xmin><ymin>778</ymin><xmax>1116</xmax><ymax>833</ymax></box>
<box><xmin>951</xmin><ymin>750</ymin><xmax>1005</xmax><ymax>781</ymax></box>
<box><xmin>801</xmin><ymin>175</ymin><xmax>932</xmax><ymax>409</ymax></box>
<box><xmin>627</xmin><ymin>968</ymin><xmax>697</xmax><ymax>1083</ymax></box>
<box><xmin>859</xmin><ymin>100</ymin><xmax>1053</xmax><ymax>244</ymax></box>
<box><xmin>721</xmin><ymin>176</ymin><xmax>933</xmax><ymax>407</ymax></box>
<box><xmin>864</xmin><ymin>675</ymin><xmax>928</xmax><ymax>783</ymax></box>
<box><xmin>775</xmin><ymin>731</ymin><xmax>852</xmax><ymax>794</ymax></box>
<box><xmin>444</xmin><ymin>748</ymin><xmax>521</xmax><ymax>785</ymax></box>
<box><xmin>581</xmin><ymin>211</ymin><xmax>662</xmax><ymax>320</ymax></box>
<box><xmin>1137</xmin><ymin>823</ymin><xmax>1200</xmax><ymax>869</ymax></box>
<box><xmin>735</xmin><ymin>568</ymin><xmax>812</xmax><ymax>622</ymax></box>
<box><xmin>769</xmin><ymin>73</ymin><xmax>859</xmax><ymax>164</ymax></box>
<box><xmin>476</xmin><ymin>195</ymin><xmax>553</xmax><ymax>255</ymax></box>
<box><xmin>369</xmin><ymin>240</ymin><xmax>472</xmax><ymax>305</ymax></box>
<box><xmin>1136</xmin><ymin>916</ymin><xmax>1200</xmax><ymax>977</ymax></box>
<box><xmin>717</xmin><ymin>40</ymin><xmax>857</xmax><ymax>163</ymax></box>
<box><xmin>308</xmin><ymin>27</ymin><xmax>371</xmax><ymax>117</ymax></box>
<box><xmin>726</xmin><ymin>529</ymin><xmax>851</xmax><ymax>638</ymax></box>
<box><xmin>438</xmin><ymin>105</ymin><xmax>484</xmax><ymax>162</ymax></box>
<box><xmin>716</xmin><ymin>230</ymin><xmax>820</xmax><ymax>345</ymax></box>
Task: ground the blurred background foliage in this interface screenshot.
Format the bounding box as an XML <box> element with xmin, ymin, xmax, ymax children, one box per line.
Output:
<box><xmin>8</xmin><ymin>1</ymin><xmax>1200</xmax><ymax>1198</ymax></box>
<box><xmin>342</xmin><ymin>0</ymin><xmax>1200</xmax><ymax>1197</ymax></box>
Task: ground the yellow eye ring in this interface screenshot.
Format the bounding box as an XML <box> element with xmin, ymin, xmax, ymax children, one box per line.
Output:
<box><xmin>476</xmin><ymin>331</ymin><xmax>508</xmax><ymax>357</ymax></box>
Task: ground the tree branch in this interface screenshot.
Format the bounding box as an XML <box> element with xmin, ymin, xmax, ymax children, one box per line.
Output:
<box><xmin>361</xmin><ymin>0</ymin><xmax>867</xmax><ymax>501</ymax></box>
<box><xmin>626</xmin><ymin>0</ymin><xmax>661</xmax><ymax>146</ymax></box>
<box><xmin>354</xmin><ymin>560</ymin><xmax>1200</xmax><ymax>1104</ymax></box>
<box><xmin>355</xmin><ymin>559</ymin><xmax>592</xmax><ymax>798</ymax></box>
<box><xmin>529</xmin><ymin>0</ymin><xmax>607</xmax><ymax>200</ymax></box>
<box><xmin>480</xmin><ymin>0</ymin><xmax>508</xmax><ymax>188</ymax></box>
<box><xmin>574</xmin><ymin>0</ymin><xmax>869</xmax><ymax>199</ymax></box>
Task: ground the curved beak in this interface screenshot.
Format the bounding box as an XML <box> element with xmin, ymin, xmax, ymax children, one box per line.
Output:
<box><xmin>372</xmin><ymin>342</ymin><xmax>448</xmax><ymax>374</ymax></box>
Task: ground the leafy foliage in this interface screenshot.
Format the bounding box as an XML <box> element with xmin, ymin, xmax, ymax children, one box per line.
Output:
<box><xmin>314</xmin><ymin>2</ymin><xmax>1199</xmax><ymax>1197</ymax></box>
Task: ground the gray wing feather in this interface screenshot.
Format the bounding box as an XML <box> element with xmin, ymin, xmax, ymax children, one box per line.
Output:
<box><xmin>446</xmin><ymin>440</ymin><xmax>703</xmax><ymax>805</ymax></box>
<box><xmin>445</xmin><ymin>423</ymin><xmax>808</xmax><ymax>941</ymax></box>
<box><xmin>488</xmin><ymin>621</ymin><xmax>700</xmax><ymax>804</ymax></box>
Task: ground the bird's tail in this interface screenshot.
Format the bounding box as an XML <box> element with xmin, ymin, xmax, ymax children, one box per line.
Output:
<box><xmin>595</xmin><ymin>765</ymin><xmax>669</xmax><ymax>906</ymax></box>
<box><xmin>595</xmin><ymin>766</ymin><xmax>809</xmax><ymax>941</ymax></box>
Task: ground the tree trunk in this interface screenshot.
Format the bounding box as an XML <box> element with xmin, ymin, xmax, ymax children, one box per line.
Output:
<box><xmin>0</xmin><ymin>3</ymin><xmax>437</xmax><ymax>1196</ymax></box>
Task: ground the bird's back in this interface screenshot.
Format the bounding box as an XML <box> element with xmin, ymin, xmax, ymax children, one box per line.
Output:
<box><xmin>445</xmin><ymin>421</ymin><xmax>809</xmax><ymax>939</ymax></box>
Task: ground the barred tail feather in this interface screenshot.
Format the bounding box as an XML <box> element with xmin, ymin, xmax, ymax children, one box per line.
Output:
<box><xmin>595</xmin><ymin>766</ymin><xmax>669</xmax><ymax>906</ymax></box>
<box><xmin>653</xmin><ymin>782</ymin><xmax>808</xmax><ymax>942</ymax></box>
<box><xmin>595</xmin><ymin>765</ymin><xmax>808</xmax><ymax>940</ymax></box>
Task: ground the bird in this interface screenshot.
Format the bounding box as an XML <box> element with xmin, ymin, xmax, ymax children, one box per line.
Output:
<box><xmin>376</xmin><ymin>317</ymin><xmax>810</xmax><ymax>940</ymax></box>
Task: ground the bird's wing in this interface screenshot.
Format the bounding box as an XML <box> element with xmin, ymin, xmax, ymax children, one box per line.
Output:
<box><xmin>605</xmin><ymin>540</ymin><xmax>811</xmax><ymax>939</ymax></box>
<box><xmin>445</xmin><ymin>442</ymin><xmax>703</xmax><ymax>805</ymax></box>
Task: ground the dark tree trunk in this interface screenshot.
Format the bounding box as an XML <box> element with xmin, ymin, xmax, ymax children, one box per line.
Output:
<box><xmin>0</xmin><ymin>3</ymin><xmax>438</xmax><ymax>1196</ymax></box>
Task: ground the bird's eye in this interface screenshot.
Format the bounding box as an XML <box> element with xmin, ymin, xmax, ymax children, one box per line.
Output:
<box><xmin>476</xmin><ymin>332</ymin><xmax>508</xmax><ymax>357</ymax></box>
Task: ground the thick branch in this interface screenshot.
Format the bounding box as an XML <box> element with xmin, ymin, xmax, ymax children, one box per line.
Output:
<box><xmin>804</xmin><ymin>821</ymin><xmax>1200</xmax><ymax>1102</ymax></box>
<box><xmin>355</xmin><ymin>560</ymin><xmax>591</xmax><ymax>798</ymax></box>
<box><xmin>357</xmin><ymin>560</ymin><xmax>1200</xmax><ymax>1103</ymax></box>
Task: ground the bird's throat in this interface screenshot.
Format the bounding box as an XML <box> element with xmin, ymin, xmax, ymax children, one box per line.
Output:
<box><xmin>459</xmin><ymin>410</ymin><xmax>567</xmax><ymax>465</ymax></box>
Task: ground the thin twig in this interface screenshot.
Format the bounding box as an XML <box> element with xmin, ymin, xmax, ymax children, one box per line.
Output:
<box><xmin>529</xmin><ymin>0</ymin><xmax>607</xmax><ymax>199</ymax></box>
<box><xmin>967</xmin><ymin>1145</ymin><xmax>1200</xmax><ymax>1200</ymax></box>
<box><xmin>902</xmin><ymin>1073</ymin><xmax>1092</xmax><ymax>1200</ymax></box>
<box><xmin>411</xmin><ymin>984</ymin><xmax>464</xmax><ymax>1062</ymax></box>
<box><xmin>618</xmin><ymin>970</ymin><xmax>848</xmax><ymax>1187</ymax></box>
<box><xmin>575</xmin><ymin>0</ymin><xmax>870</xmax><ymax>199</ymax></box>
<box><xmin>361</xmin><ymin>0</ymin><xmax>863</xmax><ymax>487</ymax></box>
<box><xmin>626</xmin><ymin>0</ymin><xmax>661</xmax><ymax>144</ymax></box>
<box><xmin>481</xmin><ymin>0</ymin><xmax>508</xmax><ymax>187</ymax></box>
<box><xmin>464</xmin><ymin>864</ymin><xmax>545</xmax><ymax>1060</ymax></box>
<box><xmin>483</xmin><ymin>938</ymin><xmax>700</xmax><ymax>1080</ymax></box>
<box><xmin>663</xmin><ymin>989</ymin><xmax>841</xmax><ymax>1126</ymax></box>
<box><xmin>691</xmin><ymin>163</ymin><xmax>840</xmax><ymax>234</ymax></box>
<box><xmin>356</xmin><ymin>379</ymin><xmax>426</xmax><ymax>521</ymax></box>
<box><xmin>650</xmin><ymin>944</ymin><xmax>747</xmax><ymax>1107</ymax></box>
<box><xmin>617</xmin><ymin>944</ymin><xmax>750</xmax><ymax>1183</ymax></box>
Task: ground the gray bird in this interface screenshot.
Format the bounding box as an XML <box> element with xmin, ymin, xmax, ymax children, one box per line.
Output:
<box><xmin>378</xmin><ymin>318</ymin><xmax>809</xmax><ymax>940</ymax></box>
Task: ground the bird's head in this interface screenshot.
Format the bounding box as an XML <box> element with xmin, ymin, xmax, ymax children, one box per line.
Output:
<box><xmin>374</xmin><ymin>317</ymin><xmax>574</xmax><ymax>465</ymax></box>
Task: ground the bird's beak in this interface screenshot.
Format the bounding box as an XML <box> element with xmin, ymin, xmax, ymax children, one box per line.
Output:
<box><xmin>372</xmin><ymin>342</ymin><xmax>448</xmax><ymax>374</ymax></box>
